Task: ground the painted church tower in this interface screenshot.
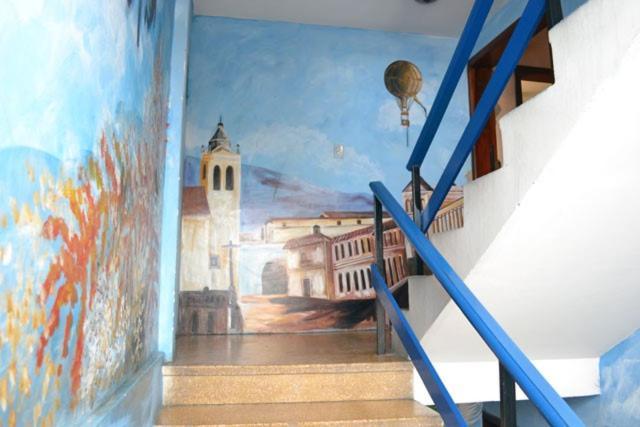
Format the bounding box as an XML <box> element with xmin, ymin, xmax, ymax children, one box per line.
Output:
<box><xmin>200</xmin><ymin>120</ymin><xmax>241</xmax><ymax>303</ymax></box>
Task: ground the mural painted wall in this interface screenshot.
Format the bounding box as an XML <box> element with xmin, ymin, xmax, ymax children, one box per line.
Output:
<box><xmin>600</xmin><ymin>328</ymin><xmax>640</xmax><ymax>426</ymax></box>
<box><xmin>0</xmin><ymin>0</ymin><xmax>175</xmax><ymax>425</ymax></box>
<box><xmin>180</xmin><ymin>17</ymin><xmax>469</xmax><ymax>334</ymax></box>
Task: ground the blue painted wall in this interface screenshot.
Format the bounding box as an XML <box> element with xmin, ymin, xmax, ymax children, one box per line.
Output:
<box><xmin>186</xmin><ymin>17</ymin><xmax>471</xmax><ymax>199</ymax></box>
<box><xmin>159</xmin><ymin>0</ymin><xmax>193</xmax><ymax>362</ymax></box>
<box><xmin>600</xmin><ymin>329</ymin><xmax>640</xmax><ymax>426</ymax></box>
<box><xmin>0</xmin><ymin>1</ymin><xmax>175</xmax><ymax>425</ymax></box>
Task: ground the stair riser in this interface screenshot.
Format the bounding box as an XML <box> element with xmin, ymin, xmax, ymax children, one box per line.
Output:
<box><xmin>163</xmin><ymin>371</ymin><xmax>413</xmax><ymax>405</ymax></box>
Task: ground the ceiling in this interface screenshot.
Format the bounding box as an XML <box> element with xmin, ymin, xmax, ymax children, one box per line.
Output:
<box><xmin>194</xmin><ymin>0</ymin><xmax>509</xmax><ymax>38</ymax></box>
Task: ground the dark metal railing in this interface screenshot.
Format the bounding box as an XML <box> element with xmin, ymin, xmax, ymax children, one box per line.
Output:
<box><xmin>547</xmin><ymin>0</ymin><xmax>564</xmax><ymax>28</ymax></box>
<box><xmin>371</xmin><ymin>181</ymin><xmax>584</xmax><ymax>427</ymax></box>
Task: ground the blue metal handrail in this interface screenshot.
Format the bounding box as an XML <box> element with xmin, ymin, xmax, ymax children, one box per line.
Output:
<box><xmin>406</xmin><ymin>0</ymin><xmax>494</xmax><ymax>171</ymax></box>
<box><xmin>420</xmin><ymin>0</ymin><xmax>547</xmax><ymax>232</ymax></box>
<box><xmin>370</xmin><ymin>181</ymin><xmax>584</xmax><ymax>427</ymax></box>
<box><xmin>371</xmin><ymin>265</ymin><xmax>467</xmax><ymax>426</ymax></box>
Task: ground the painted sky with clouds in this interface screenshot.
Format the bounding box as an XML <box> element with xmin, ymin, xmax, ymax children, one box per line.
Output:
<box><xmin>0</xmin><ymin>1</ymin><xmax>164</xmax><ymax>162</ymax></box>
<box><xmin>186</xmin><ymin>17</ymin><xmax>470</xmax><ymax>196</ymax></box>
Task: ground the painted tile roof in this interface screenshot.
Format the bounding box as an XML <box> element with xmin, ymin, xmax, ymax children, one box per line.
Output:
<box><xmin>283</xmin><ymin>232</ymin><xmax>332</xmax><ymax>250</ymax></box>
<box><xmin>182</xmin><ymin>186</ymin><xmax>210</xmax><ymax>217</ymax></box>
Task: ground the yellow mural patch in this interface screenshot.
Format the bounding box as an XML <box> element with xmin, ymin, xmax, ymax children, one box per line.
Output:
<box><xmin>0</xmin><ymin>377</ymin><xmax>7</xmax><ymax>411</ymax></box>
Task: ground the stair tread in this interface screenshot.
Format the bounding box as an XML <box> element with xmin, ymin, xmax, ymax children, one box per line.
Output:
<box><xmin>168</xmin><ymin>333</ymin><xmax>408</xmax><ymax>371</ymax></box>
<box><xmin>156</xmin><ymin>400</ymin><xmax>442</xmax><ymax>426</ymax></box>
<box><xmin>163</xmin><ymin>358</ymin><xmax>411</xmax><ymax>376</ymax></box>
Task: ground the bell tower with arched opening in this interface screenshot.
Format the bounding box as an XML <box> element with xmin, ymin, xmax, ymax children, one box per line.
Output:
<box><xmin>199</xmin><ymin>120</ymin><xmax>241</xmax><ymax>301</ymax></box>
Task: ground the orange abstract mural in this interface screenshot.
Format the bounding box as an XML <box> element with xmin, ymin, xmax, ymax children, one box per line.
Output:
<box><xmin>0</xmin><ymin>1</ymin><xmax>174</xmax><ymax>425</ymax></box>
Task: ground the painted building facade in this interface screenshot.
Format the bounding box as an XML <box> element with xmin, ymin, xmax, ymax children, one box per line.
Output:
<box><xmin>264</xmin><ymin>212</ymin><xmax>381</xmax><ymax>244</ymax></box>
<box><xmin>180</xmin><ymin>187</ymin><xmax>212</xmax><ymax>291</ymax></box>
<box><xmin>178</xmin><ymin>290</ymin><xmax>229</xmax><ymax>335</ymax></box>
<box><xmin>179</xmin><ymin>121</ymin><xmax>243</xmax><ymax>333</ymax></box>
<box><xmin>283</xmin><ymin>226</ymin><xmax>334</xmax><ymax>298</ymax></box>
<box><xmin>331</xmin><ymin>221</ymin><xmax>407</xmax><ymax>300</ymax></box>
<box><xmin>200</xmin><ymin>121</ymin><xmax>241</xmax><ymax>292</ymax></box>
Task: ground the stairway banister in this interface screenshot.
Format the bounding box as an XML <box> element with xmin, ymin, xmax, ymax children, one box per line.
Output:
<box><xmin>370</xmin><ymin>265</ymin><xmax>467</xmax><ymax>427</ymax></box>
<box><xmin>406</xmin><ymin>0</ymin><xmax>494</xmax><ymax>171</ymax></box>
<box><xmin>421</xmin><ymin>0</ymin><xmax>547</xmax><ymax>233</ymax></box>
<box><xmin>370</xmin><ymin>181</ymin><xmax>585</xmax><ymax>427</ymax></box>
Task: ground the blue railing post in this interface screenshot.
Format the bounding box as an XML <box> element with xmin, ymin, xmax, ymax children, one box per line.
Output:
<box><xmin>374</xmin><ymin>196</ymin><xmax>387</xmax><ymax>355</ymax></box>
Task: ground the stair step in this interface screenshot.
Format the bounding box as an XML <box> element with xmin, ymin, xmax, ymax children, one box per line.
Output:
<box><xmin>155</xmin><ymin>400</ymin><xmax>443</xmax><ymax>426</ymax></box>
<box><xmin>162</xmin><ymin>359</ymin><xmax>413</xmax><ymax>405</ymax></box>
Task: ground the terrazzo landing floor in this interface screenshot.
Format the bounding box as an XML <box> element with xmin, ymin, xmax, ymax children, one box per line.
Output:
<box><xmin>170</xmin><ymin>331</ymin><xmax>404</xmax><ymax>366</ymax></box>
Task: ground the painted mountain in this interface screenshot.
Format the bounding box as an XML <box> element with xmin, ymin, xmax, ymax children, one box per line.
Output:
<box><xmin>183</xmin><ymin>156</ymin><xmax>373</xmax><ymax>231</ymax></box>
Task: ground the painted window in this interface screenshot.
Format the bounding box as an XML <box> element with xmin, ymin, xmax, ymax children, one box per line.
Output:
<box><xmin>213</xmin><ymin>165</ymin><xmax>221</xmax><ymax>190</ymax></box>
<box><xmin>338</xmin><ymin>274</ymin><xmax>344</xmax><ymax>293</ymax></box>
<box><xmin>191</xmin><ymin>311</ymin><xmax>199</xmax><ymax>334</ymax></box>
<box><xmin>210</xmin><ymin>255</ymin><xmax>220</xmax><ymax>268</ymax></box>
<box><xmin>202</xmin><ymin>164</ymin><xmax>207</xmax><ymax>180</ymax></box>
<box><xmin>360</xmin><ymin>270</ymin><xmax>367</xmax><ymax>289</ymax></box>
<box><xmin>207</xmin><ymin>312</ymin><xmax>215</xmax><ymax>333</ymax></box>
<box><xmin>346</xmin><ymin>273</ymin><xmax>351</xmax><ymax>292</ymax></box>
<box><xmin>354</xmin><ymin>271</ymin><xmax>359</xmax><ymax>291</ymax></box>
<box><xmin>225</xmin><ymin>166</ymin><xmax>234</xmax><ymax>190</ymax></box>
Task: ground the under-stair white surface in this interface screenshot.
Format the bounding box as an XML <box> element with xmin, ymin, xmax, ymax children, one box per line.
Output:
<box><xmin>406</xmin><ymin>0</ymin><xmax>640</xmax><ymax>404</ymax></box>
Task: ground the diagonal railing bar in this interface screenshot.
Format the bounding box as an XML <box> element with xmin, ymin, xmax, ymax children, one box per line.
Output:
<box><xmin>371</xmin><ymin>265</ymin><xmax>467</xmax><ymax>427</ymax></box>
<box><xmin>406</xmin><ymin>0</ymin><xmax>494</xmax><ymax>171</ymax></box>
<box><xmin>370</xmin><ymin>181</ymin><xmax>585</xmax><ymax>427</ymax></box>
<box><xmin>421</xmin><ymin>0</ymin><xmax>547</xmax><ymax>232</ymax></box>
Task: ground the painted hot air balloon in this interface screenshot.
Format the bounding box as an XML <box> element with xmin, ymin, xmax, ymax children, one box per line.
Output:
<box><xmin>384</xmin><ymin>60</ymin><xmax>427</xmax><ymax>146</ymax></box>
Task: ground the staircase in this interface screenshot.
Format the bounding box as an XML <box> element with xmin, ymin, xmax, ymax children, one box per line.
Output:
<box><xmin>155</xmin><ymin>333</ymin><xmax>443</xmax><ymax>426</ymax></box>
<box><xmin>401</xmin><ymin>0</ymin><xmax>640</xmax><ymax>405</ymax></box>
